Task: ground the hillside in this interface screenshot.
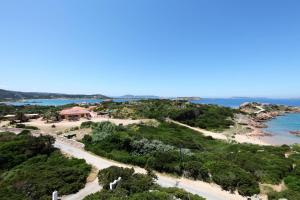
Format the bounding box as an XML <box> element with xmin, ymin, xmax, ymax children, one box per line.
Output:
<box><xmin>0</xmin><ymin>89</ymin><xmax>108</xmax><ymax>100</ymax></box>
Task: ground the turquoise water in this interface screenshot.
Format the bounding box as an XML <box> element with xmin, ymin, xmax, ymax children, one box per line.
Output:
<box><xmin>262</xmin><ymin>113</ymin><xmax>300</xmax><ymax>145</ymax></box>
<box><xmin>5</xmin><ymin>98</ymin><xmax>133</xmax><ymax>106</ymax></box>
<box><xmin>191</xmin><ymin>98</ymin><xmax>300</xmax><ymax>108</ymax></box>
<box><xmin>7</xmin><ymin>99</ymin><xmax>104</xmax><ymax>106</ymax></box>
<box><xmin>192</xmin><ymin>98</ymin><xmax>300</xmax><ymax>144</ymax></box>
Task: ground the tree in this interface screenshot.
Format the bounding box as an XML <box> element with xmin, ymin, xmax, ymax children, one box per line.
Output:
<box><xmin>15</xmin><ymin>112</ymin><xmax>28</xmax><ymax>122</ymax></box>
<box><xmin>43</xmin><ymin>109</ymin><xmax>60</xmax><ymax>122</ymax></box>
<box><xmin>183</xmin><ymin>161</ymin><xmax>209</xmax><ymax>181</ymax></box>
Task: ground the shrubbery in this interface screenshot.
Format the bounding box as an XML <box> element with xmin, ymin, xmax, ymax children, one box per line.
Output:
<box><xmin>80</xmin><ymin>121</ymin><xmax>96</xmax><ymax>128</ymax></box>
<box><xmin>84</xmin><ymin>166</ymin><xmax>205</xmax><ymax>200</ymax></box>
<box><xmin>16</xmin><ymin>124</ymin><xmax>39</xmax><ymax>130</ymax></box>
<box><xmin>91</xmin><ymin>121</ymin><xmax>117</xmax><ymax>142</ymax></box>
<box><xmin>98</xmin><ymin>100</ymin><xmax>236</xmax><ymax>131</ymax></box>
<box><xmin>0</xmin><ymin>132</ymin><xmax>91</xmax><ymax>199</ymax></box>
<box><xmin>83</xmin><ymin>121</ymin><xmax>296</xmax><ymax>197</ymax></box>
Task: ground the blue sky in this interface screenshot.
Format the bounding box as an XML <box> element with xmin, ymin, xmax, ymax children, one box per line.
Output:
<box><xmin>0</xmin><ymin>0</ymin><xmax>299</xmax><ymax>98</ymax></box>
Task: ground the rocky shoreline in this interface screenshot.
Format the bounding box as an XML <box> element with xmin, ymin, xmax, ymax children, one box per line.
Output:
<box><xmin>289</xmin><ymin>131</ymin><xmax>300</xmax><ymax>137</ymax></box>
<box><xmin>238</xmin><ymin>102</ymin><xmax>300</xmax><ymax>137</ymax></box>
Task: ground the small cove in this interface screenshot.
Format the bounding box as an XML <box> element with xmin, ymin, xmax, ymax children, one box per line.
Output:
<box><xmin>262</xmin><ymin>113</ymin><xmax>300</xmax><ymax>145</ymax></box>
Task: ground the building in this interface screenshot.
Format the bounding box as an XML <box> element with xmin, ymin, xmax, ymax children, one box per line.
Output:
<box><xmin>59</xmin><ymin>106</ymin><xmax>91</xmax><ymax>120</ymax></box>
<box><xmin>2</xmin><ymin>113</ymin><xmax>39</xmax><ymax>121</ymax></box>
<box><xmin>25</xmin><ymin>114</ymin><xmax>40</xmax><ymax>119</ymax></box>
<box><xmin>3</xmin><ymin>114</ymin><xmax>16</xmax><ymax>121</ymax></box>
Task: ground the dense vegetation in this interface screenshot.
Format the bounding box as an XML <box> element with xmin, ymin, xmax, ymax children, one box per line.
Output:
<box><xmin>0</xmin><ymin>104</ymin><xmax>76</xmax><ymax>122</ymax></box>
<box><xmin>267</xmin><ymin>145</ymin><xmax>300</xmax><ymax>200</ymax></box>
<box><xmin>96</xmin><ymin>100</ymin><xmax>236</xmax><ymax>131</ymax></box>
<box><xmin>84</xmin><ymin>166</ymin><xmax>205</xmax><ymax>200</ymax></box>
<box><xmin>83</xmin><ymin>121</ymin><xmax>299</xmax><ymax>197</ymax></box>
<box><xmin>0</xmin><ymin>104</ymin><xmax>55</xmax><ymax>117</ymax></box>
<box><xmin>0</xmin><ymin>131</ymin><xmax>91</xmax><ymax>200</ymax></box>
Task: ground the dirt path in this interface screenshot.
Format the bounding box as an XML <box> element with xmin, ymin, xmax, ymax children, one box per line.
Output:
<box><xmin>169</xmin><ymin>119</ymin><xmax>269</xmax><ymax>145</ymax></box>
<box><xmin>61</xmin><ymin>178</ymin><xmax>101</xmax><ymax>200</ymax></box>
<box><xmin>168</xmin><ymin>119</ymin><xmax>227</xmax><ymax>140</ymax></box>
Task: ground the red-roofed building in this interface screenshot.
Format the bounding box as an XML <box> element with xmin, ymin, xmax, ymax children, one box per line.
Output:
<box><xmin>59</xmin><ymin>106</ymin><xmax>91</xmax><ymax>120</ymax></box>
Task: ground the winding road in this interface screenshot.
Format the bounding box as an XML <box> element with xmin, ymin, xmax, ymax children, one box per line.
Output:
<box><xmin>54</xmin><ymin>138</ymin><xmax>250</xmax><ymax>200</ymax></box>
<box><xmin>1</xmin><ymin>126</ymin><xmax>262</xmax><ymax>200</ymax></box>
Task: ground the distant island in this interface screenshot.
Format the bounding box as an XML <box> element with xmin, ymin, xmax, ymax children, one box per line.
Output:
<box><xmin>0</xmin><ymin>89</ymin><xmax>203</xmax><ymax>102</ymax></box>
<box><xmin>171</xmin><ymin>97</ymin><xmax>202</xmax><ymax>101</ymax></box>
<box><xmin>114</xmin><ymin>95</ymin><xmax>160</xmax><ymax>99</ymax></box>
<box><xmin>0</xmin><ymin>89</ymin><xmax>109</xmax><ymax>101</ymax></box>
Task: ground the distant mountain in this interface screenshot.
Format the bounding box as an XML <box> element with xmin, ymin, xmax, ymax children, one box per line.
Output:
<box><xmin>115</xmin><ymin>95</ymin><xmax>160</xmax><ymax>99</ymax></box>
<box><xmin>0</xmin><ymin>89</ymin><xmax>108</xmax><ymax>100</ymax></box>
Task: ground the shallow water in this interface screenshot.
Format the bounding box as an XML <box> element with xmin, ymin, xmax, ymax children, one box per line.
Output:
<box><xmin>192</xmin><ymin>98</ymin><xmax>300</xmax><ymax>145</ymax></box>
<box><xmin>262</xmin><ymin>113</ymin><xmax>300</xmax><ymax>145</ymax></box>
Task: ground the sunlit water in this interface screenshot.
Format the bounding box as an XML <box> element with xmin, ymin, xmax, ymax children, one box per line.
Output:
<box><xmin>5</xmin><ymin>98</ymin><xmax>132</xmax><ymax>106</ymax></box>
<box><xmin>261</xmin><ymin>113</ymin><xmax>300</xmax><ymax>145</ymax></box>
<box><xmin>191</xmin><ymin>98</ymin><xmax>300</xmax><ymax>108</ymax></box>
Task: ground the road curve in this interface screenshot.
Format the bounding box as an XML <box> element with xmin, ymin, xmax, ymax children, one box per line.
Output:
<box><xmin>54</xmin><ymin>139</ymin><xmax>248</xmax><ymax>200</ymax></box>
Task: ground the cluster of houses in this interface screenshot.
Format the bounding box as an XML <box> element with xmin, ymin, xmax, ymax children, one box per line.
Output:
<box><xmin>3</xmin><ymin>106</ymin><xmax>109</xmax><ymax>122</ymax></box>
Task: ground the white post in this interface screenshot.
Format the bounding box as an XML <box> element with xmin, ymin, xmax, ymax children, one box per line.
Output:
<box><xmin>52</xmin><ymin>191</ymin><xmax>58</xmax><ymax>200</ymax></box>
<box><xmin>109</xmin><ymin>177</ymin><xmax>122</xmax><ymax>190</ymax></box>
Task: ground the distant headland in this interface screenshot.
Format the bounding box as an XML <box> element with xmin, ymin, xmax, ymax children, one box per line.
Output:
<box><xmin>0</xmin><ymin>89</ymin><xmax>108</xmax><ymax>101</ymax></box>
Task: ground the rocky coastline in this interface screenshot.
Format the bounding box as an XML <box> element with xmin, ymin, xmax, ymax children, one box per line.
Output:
<box><xmin>238</xmin><ymin>102</ymin><xmax>300</xmax><ymax>137</ymax></box>
<box><xmin>289</xmin><ymin>131</ymin><xmax>300</xmax><ymax>137</ymax></box>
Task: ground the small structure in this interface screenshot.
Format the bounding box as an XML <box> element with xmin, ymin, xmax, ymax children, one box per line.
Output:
<box><xmin>59</xmin><ymin>106</ymin><xmax>91</xmax><ymax>120</ymax></box>
<box><xmin>3</xmin><ymin>113</ymin><xmax>40</xmax><ymax>121</ymax></box>
<box><xmin>110</xmin><ymin>177</ymin><xmax>122</xmax><ymax>190</ymax></box>
<box><xmin>25</xmin><ymin>114</ymin><xmax>40</xmax><ymax>119</ymax></box>
<box><xmin>98</xmin><ymin>111</ymin><xmax>110</xmax><ymax>118</ymax></box>
<box><xmin>3</xmin><ymin>114</ymin><xmax>16</xmax><ymax>121</ymax></box>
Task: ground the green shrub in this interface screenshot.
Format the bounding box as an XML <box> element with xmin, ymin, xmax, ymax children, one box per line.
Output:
<box><xmin>82</xmin><ymin>121</ymin><xmax>294</xmax><ymax>197</ymax></box>
<box><xmin>98</xmin><ymin>166</ymin><xmax>134</xmax><ymax>189</ymax></box>
<box><xmin>85</xmin><ymin>166</ymin><xmax>205</xmax><ymax>200</ymax></box>
<box><xmin>183</xmin><ymin>161</ymin><xmax>209</xmax><ymax>181</ymax></box>
<box><xmin>91</xmin><ymin>121</ymin><xmax>117</xmax><ymax>142</ymax></box>
<box><xmin>80</xmin><ymin>121</ymin><xmax>95</xmax><ymax>128</ymax></box>
<box><xmin>0</xmin><ymin>132</ymin><xmax>91</xmax><ymax>199</ymax></box>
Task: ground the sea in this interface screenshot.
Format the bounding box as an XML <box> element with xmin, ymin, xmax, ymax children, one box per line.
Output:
<box><xmin>5</xmin><ymin>98</ymin><xmax>129</xmax><ymax>106</ymax></box>
<box><xmin>192</xmin><ymin>98</ymin><xmax>300</xmax><ymax>145</ymax></box>
<box><xmin>4</xmin><ymin>97</ymin><xmax>300</xmax><ymax>145</ymax></box>
<box><xmin>191</xmin><ymin>98</ymin><xmax>300</xmax><ymax>108</ymax></box>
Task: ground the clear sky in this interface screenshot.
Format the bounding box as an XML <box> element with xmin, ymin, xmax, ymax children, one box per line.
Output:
<box><xmin>0</xmin><ymin>0</ymin><xmax>299</xmax><ymax>98</ymax></box>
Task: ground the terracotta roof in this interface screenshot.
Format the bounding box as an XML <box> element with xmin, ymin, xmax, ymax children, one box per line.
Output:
<box><xmin>59</xmin><ymin>107</ymin><xmax>91</xmax><ymax>115</ymax></box>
